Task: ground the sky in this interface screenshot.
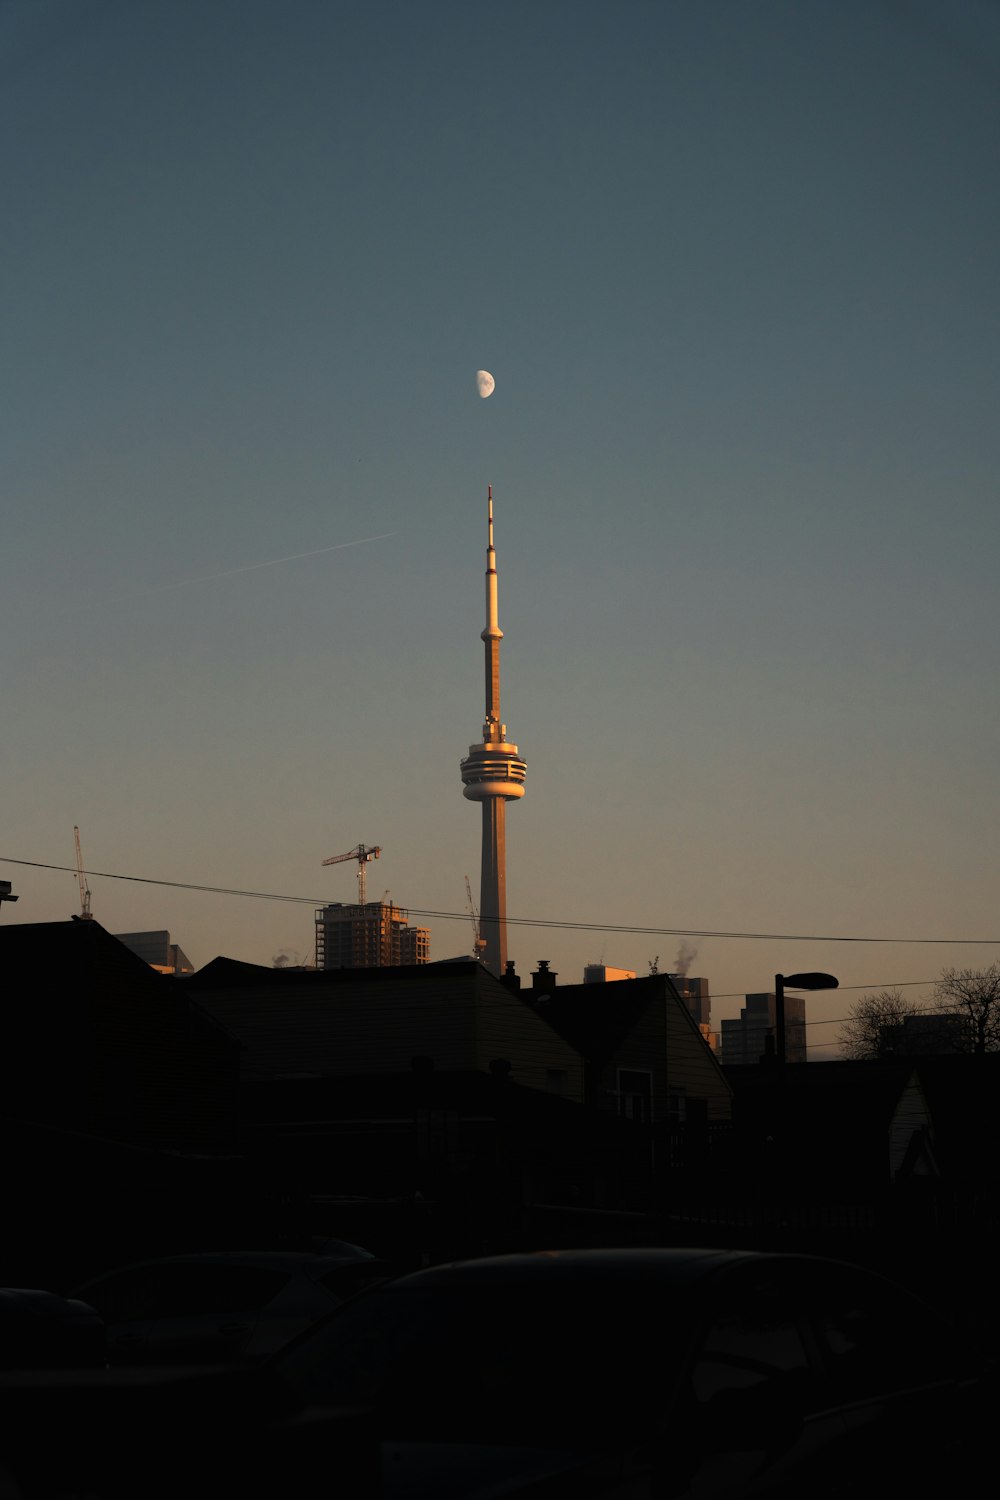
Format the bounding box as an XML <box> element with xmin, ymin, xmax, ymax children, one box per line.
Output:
<box><xmin>3</xmin><ymin>0</ymin><xmax>999</xmax><ymax>1056</ymax></box>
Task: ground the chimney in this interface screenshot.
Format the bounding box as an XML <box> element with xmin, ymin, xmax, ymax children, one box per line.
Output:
<box><xmin>531</xmin><ymin>959</ymin><xmax>557</xmax><ymax>993</ymax></box>
<box><xmin>501</xmin><ymin>959</ymin><xmax>521</xmax><ymax>991</ymax></box>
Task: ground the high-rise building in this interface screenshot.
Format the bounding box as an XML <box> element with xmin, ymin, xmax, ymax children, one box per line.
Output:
<box><xmin>668</xmin><ymin>974</ymin><xmax>711</xmax><ymax>1029</ymax></box>
<box><xmin>314</xmin><ymin>901</ymin><xmax>430</xmax><ymax>970</ymax></box>
<box><xmin>115</xmin><ymin>929</ymin><xmax>193</xmax><ymax>975</ymax></box>
<box><xmin>720</xmin><ymin>992</ymin><xmax>807</xmax><ymax>1065</ymax></box>
<box><xmin>460</xmin><ymin>487</ymin><xmax>526</xmax><ymax>977</ymax></box>
<box><xmin>583</xmin><ymin>965</ymin><xmax>637</xmax><ymax>983</ymax></box>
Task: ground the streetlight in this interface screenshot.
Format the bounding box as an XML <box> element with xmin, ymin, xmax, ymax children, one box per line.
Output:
<box><xmin>775</xmin><ymin>971</ymin><xmax>838</xmax><ymax>1063</ymax></box>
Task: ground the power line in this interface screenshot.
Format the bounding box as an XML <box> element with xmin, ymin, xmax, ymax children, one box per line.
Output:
<box><xmin>709</xmin><ymin>979</ymin><xmax>936</xmax><ymax>1001</ymax></box>
<box><xmin>2</xmin><ymin>854</ymin><xmax>999</xmax><ymax>947</ymax></box>
<box><xmin>3</xmin><ymin>852</ymin><xmax>963</xmax><ymax>1049</ymax></box>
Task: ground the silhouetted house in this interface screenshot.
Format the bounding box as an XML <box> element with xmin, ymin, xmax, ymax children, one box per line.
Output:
<box><xmin>239</xmin><ymin>1064</ymin><xmax>646</xmax><ymax>1252</ymax></box>
<box><xmin>907</xmin><ymin>1054</ymin><xmax>1000</xmax><ymax>1221</ymax></box>
<box><xmin>723</xmin><ymin>1061</ymin><xmax>938</xmax><ymax>1218</ymax></box>
<box><xmin>181</xmin><ymin>958</ymin><xmax>584</xmax><ymax>1095</ymax></box>
<box><xmin>179</xmin><ymin>958</ymin><xmax>724</xmax><ymax>1224</ymax></box>
<box><xmin>0</xmin><ymin>920</ymin><xmax>243</xmax><ymax>1285</ymax></box>
<box><xmin>512</xmin><ymin>965</ymin><xmax>732</xmax><ymax>1127</ymax></box>
<box><xmin>0</xmin><ymin>920</ymin><xmax>238</xmax><ymax>1149</ymax></box>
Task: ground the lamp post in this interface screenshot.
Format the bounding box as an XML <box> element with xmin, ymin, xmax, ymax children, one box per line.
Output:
<box><xmin>775</xmin><ymin>971</ymin><xmax>838</xmax><ymax>1063</ymax></box>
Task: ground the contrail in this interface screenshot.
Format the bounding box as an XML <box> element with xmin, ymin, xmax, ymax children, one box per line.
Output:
<box><xmin>114</xmin><ymin>532</ymin><xmax>396</xmax><ymax>600</ymax></box>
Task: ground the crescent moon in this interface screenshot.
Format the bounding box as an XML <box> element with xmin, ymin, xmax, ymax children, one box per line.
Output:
<box><xmin>476</xmin><ymin>370</ymin><xmax>496</xmax><ymax>398</ymax></box>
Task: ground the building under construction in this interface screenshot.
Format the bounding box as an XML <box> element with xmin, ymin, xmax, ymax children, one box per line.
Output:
<box><xmin>314</xmin><ymin>901</ymin><xmax>430</xmax><ymax>970</ymax></box>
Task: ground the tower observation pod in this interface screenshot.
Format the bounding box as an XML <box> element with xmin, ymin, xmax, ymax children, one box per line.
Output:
<box><xmin>460</xmin><ymin>486</ymin><xmax>526</xmax><ymax>977</ymax></box>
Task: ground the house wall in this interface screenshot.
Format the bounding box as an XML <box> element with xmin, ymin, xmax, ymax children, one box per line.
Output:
<box><xmin>2</xmin><ymin>970</ymin><xmax>235</xmax><ymax>1148</ymax></box>
<box><xmin>473</xmin><ymin>980</ymin><xmax>585</xmax><ymax>1100</ymax></box>
<box><xmin>598</xmin><ymin>989</ymin><xmax>733</xmax><ymax>1124</ymax></box>
<box><xmin>192</xmin><ymin>968</ymin><xmax>587</xmax><ymax>1094</ymax></box>
<box><xmin>197</xmin><ymin>977</ymin><xmax>479</xmax><ymax>1080</ymax></box>
<box><xmin>601</xmin><ymin>1001</ymin><xmax>668</xmax><ymax>1119</ymax></box>
<box><xmin>90</xmin><ymin>982</ymin><xmax>237</xmax><ymax>1147</ymax></box>
<box><xmin>664</xmin><ymin>993</ymin><xmax>733</xmax><ymax>1123</ymax></box>
<box><xmin>889</xmin><ymin>1072</ymin><xmax>934</xmax><ymax>1179</ymax></box>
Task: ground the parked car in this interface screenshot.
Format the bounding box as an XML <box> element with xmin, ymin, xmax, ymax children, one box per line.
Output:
<box><xmin>72</xmin><ymin>1245</ymin><xmax>389</xmax><ymax>1365</ymax></box>
<box><xmin>268</xmin><ymin>1246</ymin><xmax>989</xmax><ymax>1498</ymax></box>
<box><xmin>1</xmin><ymin>1247</ymin><xmax>989</xmax><ymax>1500</ymax></box>
<box><xmin>0</xmin><ymin>1289</ymin><xmax>105</xmax><ymax>1370</ymax></box>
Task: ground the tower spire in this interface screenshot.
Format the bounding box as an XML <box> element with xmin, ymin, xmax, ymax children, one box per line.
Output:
<box><xmin>482</xmin><ymin>483</ymin><xmax>503</xmax><ymax>738</ymax></box>
<box><xmin>460</xmin><ymin>487</ymin><xmax>526</xmax><ymax>976</ymax></box>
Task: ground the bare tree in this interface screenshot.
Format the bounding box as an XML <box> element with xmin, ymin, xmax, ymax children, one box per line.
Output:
<box><xmin>933</xmin><ymin>965</ymin><xmax>1000</xmax><ymax>1054</ymax></box>
<box><xmin>838</xmin><ymin>988</ymin><xmax>926</xmax><ymax>1060</ymax></box>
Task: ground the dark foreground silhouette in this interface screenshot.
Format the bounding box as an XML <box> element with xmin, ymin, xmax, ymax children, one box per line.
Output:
<box><xmin>0</xmin><ymin>1247</ymin><xmax>992</xmax><ymax>1499</ymax></box>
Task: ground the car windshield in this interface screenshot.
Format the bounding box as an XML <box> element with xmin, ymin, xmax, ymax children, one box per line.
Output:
<box><xmin>276</xmin><ymin>1278</ymin><xmax>689</xmax><ymax>1448</ymax></box>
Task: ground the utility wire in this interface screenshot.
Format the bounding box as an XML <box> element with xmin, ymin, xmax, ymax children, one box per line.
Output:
<box><xmin>0</xmin><ymin>858</ymin><xmax>974</xmax><ymax>1038</ymax></box>
<box><xmin>704</xmin><ymin>979</ymin><xmax>936</xmax><ymax>1000</ymax></box>
<box><xmin>5</xmin><ymin>854</ymin><xmax>965</xmax><ymax>1048</ymax></box>
<box><xmin>2</xmin><ymin>856</ymin><xmax>999</xmax><ymax>948</ymax></box>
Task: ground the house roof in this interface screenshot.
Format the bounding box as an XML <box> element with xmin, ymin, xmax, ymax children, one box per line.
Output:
<box><xmin>189</xmin><ymin>956</ymin><xmax>483</xmax><ymax>990</ymax></box>
<box><xmin>722</xmin><ymin>1060</ymin><xmax>926</xmax><ymax>1185</ymax></box>
<box><xmin>2</xmin><ymin>916</ymin><xmax>167</xmax><ymax>989</ymax></box>
<box><xmin>180</xmin><ymin>957</ymin><xmax>564</xmax><ymax>1081</ymax></box>
<box><xmin>899</xmin><ymin>1053</ymin><xmax>1000</xmax><ymax>1166</ymax></box>
<box><xmin>522</xmin><ymin>975</ymin><xmax>671</xmax><ymax>1063</ymax></box>
<box><xmin>723</xmin><ymin>1059</ymin><xmax>918</xmax><ymax>1127</ymax></box>
<box><xmin>0</xmin><ymin>919</ymin><xmax>239</xmax><ymax>1049</ymax></box>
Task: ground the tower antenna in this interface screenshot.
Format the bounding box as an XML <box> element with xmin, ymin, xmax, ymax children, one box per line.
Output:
<box><xmin>459</xmin><ymin>487</ymin><xmax>526</xmax><ymax>975</ymax></box>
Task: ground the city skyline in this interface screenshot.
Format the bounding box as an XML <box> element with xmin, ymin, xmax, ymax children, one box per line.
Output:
<box><xmin>4</xmin><ymin>1</ymin><xmax>999</xmax><ymax>1046</ymax></box>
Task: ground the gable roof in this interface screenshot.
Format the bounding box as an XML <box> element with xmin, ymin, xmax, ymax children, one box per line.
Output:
<box><xmin>2</xmin><ymin>916</ymin><xmax>168</xmax><ymax>989</ymax></box>
<box><xmin>0</xmin><ymin>918</ymin><xmax>239</xmax><ymax>1048</ymax></box>
<box><xmin>190</xmin><ymin>956</ymin><xmax>481</xmax><ymax>991</ymax></box>
<box><xmin>722</xmin><ymin>1060</ymin><xmax>930</xmax><ymax>1186</ymax></box>
<box><xmin>181</xmin><ymin>957</ymin><xmax>573</xmax><ymax>1082</ymax></box>
<box><xmin>723</xmin><ymin>1059</ymin><xmax>918</xmax><ymax>1126</ymax></box>
<box><xmin>523</xmin><ymin>975</ymin><xmax>669</xmax><ymax>1063</ymax></box>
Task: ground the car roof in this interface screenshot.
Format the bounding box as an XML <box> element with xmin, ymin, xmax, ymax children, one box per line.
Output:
<box><xmin>78</xmin><ymin>1248</ymin><xmax>375</xmax><ymax>1283</ymax></box>
<box><xmin>384</xmin><ymin>1247</ymin><xmax>760</xmax><ymax>1288</ymax></box>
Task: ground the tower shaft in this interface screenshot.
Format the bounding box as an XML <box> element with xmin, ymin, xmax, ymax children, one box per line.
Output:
<box><xmin>479</xmin><ymin>798</ymin><xmax>507</xmax><ymax>976</ymax></box>
<box><xmin>460</xmin><ymin>486</ymin><xmax>526</xmax><ymax>977</ymax></box>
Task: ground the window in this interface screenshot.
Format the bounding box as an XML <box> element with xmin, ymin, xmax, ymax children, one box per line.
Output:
<box><xmin>687</xmin><ymin>1271</ymin><xmax>816</xmax><ymax>1450</ymax></box>
<box><xmin>803</xmin><ymin>1267</ymin><xmax>954</xmax><ymax>1400</ymax></box>
<box><xmin>618</xmin><ymin>1069</ymin><xmax>652</xmax><ymax>1123</ymax></box>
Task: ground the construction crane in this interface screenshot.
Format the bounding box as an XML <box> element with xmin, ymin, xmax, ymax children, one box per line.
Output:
<box><xmin>465</xmin><ymin>875</ymin><xmax>487</xmax><ymax>960</ymax></box>
<box><xmin>321</xmin><ymin>843</ymin><xmax>381</xmax><ymax>906</ymax></box>
<box><xmin>73</xmin><ymin>826</ymin><xmax>93</xmax><ymax>920</ymax></box>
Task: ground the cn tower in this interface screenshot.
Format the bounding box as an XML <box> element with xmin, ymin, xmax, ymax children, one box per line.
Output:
<box><xmin>460</xmin><ymin>486</ymin><xmax>527</xmax><ymax>976</ymax></box>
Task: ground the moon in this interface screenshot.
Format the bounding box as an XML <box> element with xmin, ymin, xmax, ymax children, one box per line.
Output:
<box><xmin>476</xmin><ymin>370</ymin><xmax>495</xmax><ymax>398</ymax></box>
